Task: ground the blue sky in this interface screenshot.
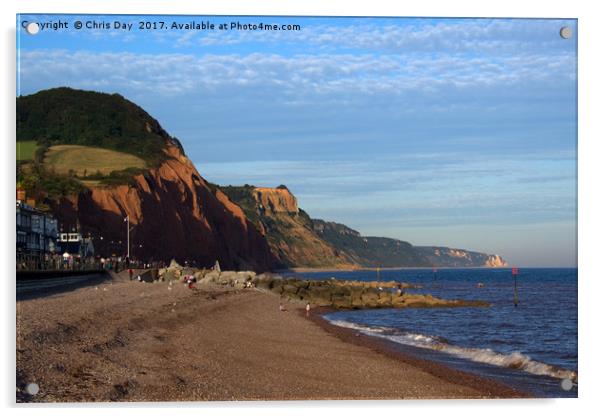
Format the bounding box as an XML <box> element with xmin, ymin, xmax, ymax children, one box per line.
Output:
<box><xmin>16</xmin><ymin>15</ymin><xmax>577</xmax><ymax>266</ymax></box>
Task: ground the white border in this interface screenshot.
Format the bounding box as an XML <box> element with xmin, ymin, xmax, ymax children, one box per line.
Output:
<box><xmin>3</xmin><ymin>1</ymin><xmax>600</xmax><ymax>415</ymax></box>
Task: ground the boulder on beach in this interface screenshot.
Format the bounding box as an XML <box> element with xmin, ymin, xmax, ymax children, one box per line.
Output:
<box><xmin>168</xmin><ymin>259</ymin><xmax>183</xmax><ymax>270</ymax></box>
<box><xmin>219</xmin><ymin>271</ymin><xmax>238</xmax><ymax>282</ymax></box>
<box><xmin>161</xmin><ymin>270</ymin><xmax>178</xmax><ymax>282</ymax></box>
<box><xmin>297</xmin><ymin>287</ymin><xmax>311</xmax><ymax>301</ymax></box>
<box><xmin>254</xmin><ymin>274</ymin><xmax>273</xmax><ymax>290</ymax></box>
<box><xmin>282</xmin><ymin>284</ymin><xmax>300</xmax><ymax>296</ymax></box>
<box><xmin>348</xmin><ymin>287</ymin><xmax>363</xmax><ymax>308</ymax></box>
<box><xmin>307</xmin><ymin>286</ymin><xmax>333</xmax><ymax>306</ymax></box>
<box><xmin>269</xmin><ymin>279</ymin><xmax>284</xmax><ymax>294</ymax></box>
<box><xmin>193</xmin><ymin>269</ymin><xmax>207</xmax><ymax>280</ymax></box>
<box><xmin>391</xmin><ymin>294</ymin><xmax>406</xmax><ymax>307</ymax></box>
<box><xmin>198</xmin><ymin>271</ymin><xmax>220</xmax><ymax>285</ymax></box>
<box><xmin>360</xmin><ymin>290</ymin><xmax>380</xmax><ymax>308</ymax></box>
<box><xmin>377</xmin><ymin>291</ymin><xmax>392</xmax><ymax>306</ymax></box>
<box><xmin>137</xmin><ymin>270</ymin><xmax>155</xmax><ymax>283</ymax></box>
<box><xmin>332</xmin><ymin>295</ymin><xmax>352</xmax><ymax>309</ymax></box>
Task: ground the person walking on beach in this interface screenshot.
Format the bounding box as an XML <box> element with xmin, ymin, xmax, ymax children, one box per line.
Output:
<box><xmin>128</xmin><ymin>268</ymin><xmax>133</xmax><ymax>281</ymax></box>
<box><xmin>305</xmin><ymin>302</ymin><xmax>311</xmax><ymax>317</ymax></box>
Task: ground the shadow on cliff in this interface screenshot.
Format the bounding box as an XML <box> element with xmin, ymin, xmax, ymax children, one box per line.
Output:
<box><xmin>50</xmin><ymin>170</ymin><xmax>277</xmax><ymax>272</ymax></box>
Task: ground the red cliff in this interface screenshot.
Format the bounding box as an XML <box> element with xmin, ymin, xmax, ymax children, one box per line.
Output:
<box><xmin>52</xmin><ymin>145</ymin><xmax>276</xmax><ymax>271</ymax></box>
<box><xmin>253</xmin><ymin>186</ymin><xmax>299</xmax><ymax>214</ymax></box>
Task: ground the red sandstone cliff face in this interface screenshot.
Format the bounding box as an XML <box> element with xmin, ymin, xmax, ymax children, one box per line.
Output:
<box><xmin>52</xmin><ymin>145</ymin><xmax>276</xmax><ymax>272</ymax></box>
<box><xmin>253</xmin><ymin>187</ymin><xmax>299</xmax><ymax>214</ymax></box>
<box><xmin>238</xmin><ymin>186</ymin><xmax>354</xmax><ymax>268</ymax></box>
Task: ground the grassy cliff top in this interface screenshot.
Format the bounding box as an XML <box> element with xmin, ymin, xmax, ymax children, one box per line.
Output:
<box><xmin>17</xmin><ymin>87</ymin><xmax>184</xmax><ymax>166</ymax></box>
<box><xmin>43</xmin><ymin>145</ymin><xmax>147</xmax><ymax>176</ymax></box>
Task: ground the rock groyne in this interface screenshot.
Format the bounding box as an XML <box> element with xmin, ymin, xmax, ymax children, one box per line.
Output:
<box><xmin>187</xmin><ymin>269</ymin><xmax>489</xmax><ymax>310</ymax></box>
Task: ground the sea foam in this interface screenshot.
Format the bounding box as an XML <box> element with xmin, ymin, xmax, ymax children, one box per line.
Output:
<box><xmin>326</xmin><ymin>318</ymin><xmax>577</xmax><ymax>382</ymax></box>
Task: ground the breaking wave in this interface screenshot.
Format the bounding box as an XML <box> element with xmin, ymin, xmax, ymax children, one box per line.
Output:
<box><xmin>326</xmin><ymin>318</ymin><xmax>577</xmax><ymax>382</ymax></box>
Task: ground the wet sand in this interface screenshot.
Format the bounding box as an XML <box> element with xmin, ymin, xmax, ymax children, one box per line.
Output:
<box><xmin>16</xmin><ymin>275</ymin><xmax>525</xmax><ymax>402</ymax></box>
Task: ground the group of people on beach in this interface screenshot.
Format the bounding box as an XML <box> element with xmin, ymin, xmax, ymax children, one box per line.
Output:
<box><xmin>127</xmin><ymin>265</ymin><xmax>313</xmax><ymax>316</ymax></box>
<box><xmin>183</xmin><ymin>274</ymin><xmax>197</xmax><ymax>289</ymax></box>
<box><xmin>279</xmin><ymin>299</ymin><xmax>312</xmax><ymax>317</ymax></box>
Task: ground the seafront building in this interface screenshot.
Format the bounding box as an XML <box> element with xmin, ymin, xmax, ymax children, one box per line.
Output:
<box><xmin>16</xmin><ymin>199</ymin><xmax>59</xmax><ymax>269</ymax></box>
<box><xmin>17</xmin><ymin>187</ymin><xmax>100</xmax><ymax>270</ymax></box>
<box><xmin>58</xmin><ymin>232</ymin><xmax>95</xmax><ymax>258</ymax></box>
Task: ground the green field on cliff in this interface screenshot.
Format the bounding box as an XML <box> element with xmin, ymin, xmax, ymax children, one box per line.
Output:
<box><xmin>16</xmin><ymin>140</ymin><xmax>37</xmax><ymax>161</ymax></box>
<box><xmin>43</xmin><ymin>145</ymin><xmax>147</xmax><ymax>177</ymax></box>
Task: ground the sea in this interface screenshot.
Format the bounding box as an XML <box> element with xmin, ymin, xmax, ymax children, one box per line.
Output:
<box><xmin>282</xmin><ymin>268</ymin><xmax>578</xmax><ymax>398</ymax></box>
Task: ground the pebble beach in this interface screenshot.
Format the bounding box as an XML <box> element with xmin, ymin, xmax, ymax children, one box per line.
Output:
<box><xmin>16</xmin><ymin>273</ymin><xmax>524</xmax><ymax>402</ymax></box>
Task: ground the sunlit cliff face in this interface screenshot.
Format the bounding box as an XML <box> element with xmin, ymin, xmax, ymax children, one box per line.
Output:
<box><xmin>253</xmin><ymin>187</ymin><xmax>299</xmax><ymax>214</ymax></box>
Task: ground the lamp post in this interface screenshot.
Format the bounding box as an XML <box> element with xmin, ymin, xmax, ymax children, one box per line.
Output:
<box><xmin>124</xmin><ymin>215</ymin><xmax>130</xmax><ymax>261</ymax></box>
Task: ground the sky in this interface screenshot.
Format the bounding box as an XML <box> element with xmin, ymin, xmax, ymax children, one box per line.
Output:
<box><xmin>16</xmin><ymin>15</ymin><xmax>577</xmax><ymax>267</ymax></box>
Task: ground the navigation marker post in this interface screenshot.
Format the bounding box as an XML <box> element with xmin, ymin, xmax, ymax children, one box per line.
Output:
<box><xmin>512</xmin><ymin>267</ymin><xmax>519</xmax><ymax>307</ymax></box>
<box><xmin>433</xmin><ymin>267</ymin><xmax>438</xmax><ymax>287</ymax></box>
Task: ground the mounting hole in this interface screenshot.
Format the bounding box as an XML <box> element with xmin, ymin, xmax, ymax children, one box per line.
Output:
<box><xmin>560</xmin><ymin>378</ymin><xmax>573</xmax><ymax>391</ymax></box>
<box><xmin>559</xmin><ymin>26</ymin><xmax>572</xmax><ymax>39</ymax></box>
<box><xmin>25</xmin><ymin>22</ymin><xmax>40</xmax><ymax>35</ymax></box>
<box><xmin>25</xmin><ymin>382</ymin><xmax>39</xmax><ymax>395</ymax></box>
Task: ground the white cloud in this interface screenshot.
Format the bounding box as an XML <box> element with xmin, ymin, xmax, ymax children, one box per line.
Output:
<box><xmin>19</xmin><ymin>47</ymin><xmax>575</xmax><ymax>104</ymax></box>
<box><xmin>22</xmin><ymin>15</ymin><xmax>575</xmax><ymax>58</ymax></box>
<box><xmin>177</xmin><ymin>18</ymin><xmax>576</xmax><ymax>55</ymax></box>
